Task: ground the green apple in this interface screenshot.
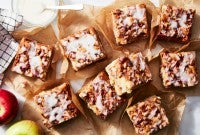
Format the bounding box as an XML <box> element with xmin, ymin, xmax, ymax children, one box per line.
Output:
<box><xmin>5</xmin><ymin>120</ymin><xmax>41</xmax><ymax>135</ymax></box>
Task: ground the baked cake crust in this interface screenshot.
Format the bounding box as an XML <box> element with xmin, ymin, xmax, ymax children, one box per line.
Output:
<box><xmin>112</xmin><ymin>4</ymin><xmax>148</xmax><ymax>45</ymax></box>
<box><xmin>34</xmin><ymin>83</ymin><xmax>79</xmax><ymax>127</ymax></box>
<box><xmin>160</xmin><ymin>51</ymin><xmax>198</xmax><ymax>88</ymax></box>
<box><xmin>158</xmin><ymin>5</ymin><xmax>195</xmax><ymax>43</ymax></box>
<box><xmin>12</xmin><ymin>38</ymin><xmax>53</xmax><ymax>80</ymax></box>
<box><xmin>105</xmin><ymin>52</ymin><xmax>152</xmax><ymax>95</ymax></box>
<box><xmin>79</xmin><ymin>71</ymin><xmax>125</xmax><ymax>119</ymax></box>
<box><xmin>61</xmin><ymin>27</ymin><xmax>106</xmax><ymax>71</ymax></box>
<box><xmin>126</xmin><ymin>96</ymin><xmax>169</xmax><ymax>135</ymax></box>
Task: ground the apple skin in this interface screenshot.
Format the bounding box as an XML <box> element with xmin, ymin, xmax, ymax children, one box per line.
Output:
<box><xmin>0</xmin><ymin>89</ymin><xmax>19</xmax><ymax>124</ymax></box>
<box><xmin>5</xmin><ymin>120</ymin><xmax>42</xmax><ymax>135</ymax></box>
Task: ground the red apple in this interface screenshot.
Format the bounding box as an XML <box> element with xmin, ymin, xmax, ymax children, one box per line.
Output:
<box><xmin>0</xmin><ymin>89</ymin><xmax>19</xmax><ymax>124</ymax></box>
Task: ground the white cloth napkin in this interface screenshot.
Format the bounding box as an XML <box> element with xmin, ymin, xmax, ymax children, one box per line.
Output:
<box><xmin>0</xmin><ymin>8</ymin><xmax>23</xmax><ymax>33</ymax></box>
<box><xmin>0</xmin><ymin>8</ymin><xmax>23</xmax><ymax>85</ymax></box>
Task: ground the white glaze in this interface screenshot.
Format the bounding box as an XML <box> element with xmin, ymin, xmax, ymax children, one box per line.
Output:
<box><xmin>179</xmin><ymin>13</ymin><xmax>187</xmax><ymax>27</ymax></box>
<box><xmin>36</xmin><ymin>90</ymin><xmax>73</xmax><ymax>123</ymax></box>
<box><xmin>134</xmin><ymin>5</ymin><xmax>146</xmax><ymax>20</ymax></box>
<box><xmin>64</xmin><ymin>34</ymin><xmax>100</xmax><ymax>60</ymax></box>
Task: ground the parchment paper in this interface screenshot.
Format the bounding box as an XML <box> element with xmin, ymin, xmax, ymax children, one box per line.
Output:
<box><xmin>95</xmin><ymin>0</ymin><xmax>158</xmax><ymax>53</ymax></box>
<box><xmin>55</xmin><ymin>0</ymin><xmax>193</xmax><ymax>134</ymax></box>
<box><xmin>8</xmin><ymin>0</ymin><xmax>200</xmax><ymax>134</ymax></box>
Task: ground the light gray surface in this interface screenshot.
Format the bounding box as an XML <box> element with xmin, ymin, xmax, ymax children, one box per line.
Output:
<box><xmin>180</xmin><ymin>97</ymin><xmax>200</xmax><ymax>135</ymax></box>
<box><xmin>0</xmin><ymin>0</ymin><xmax>199</xmax><ymax>135</ymax></box>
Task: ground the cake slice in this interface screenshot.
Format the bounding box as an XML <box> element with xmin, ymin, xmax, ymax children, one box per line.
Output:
<box><xmin>158</xmin><ymin>5</ymin><xmax>195</xmax><ymax>43</ymax></box>
<box><xmin>105</xmin><ymin>52</ymin><xmax>152</xmax><ymax>95</ymax></box>
<box><xmin>160</xmin><ymin>51</ymin><xmax>198</xmax><ymax>88</ymax></box>
<box><xmin>12</xmin><ymin>38</ymin><xmax>53</xmax><ymax>80</ymax></box>
<box><xmin>79</xmin><ymin>71</ymin><xmax>125</xmax><ymax>119</ymax></box>
<box><xmin>111</xmin><ymin>4</ymin><xmax>148</xmax><ymax>45</ymax></box>
<box><xmin>126</xmin><ymin>96</ymin><xmax>169</xmax><ymax>135</ymax></box>
<box><xmin>34</xmin><ymin>83</ymin><xmax>79</xmax><ymax>127</ymax></box>
<box><xmin>61</xmin><ymin>27</ymin><xmax>106</xmax><ymax>71</ymax></box>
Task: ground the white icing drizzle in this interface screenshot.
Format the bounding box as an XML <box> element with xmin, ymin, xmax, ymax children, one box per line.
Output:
<box><xmin>121</xmin><ymin>5</ymin><xmax>146</xmax><ymax>25</ymax></box>
<box><xmin>28</xmin><ymin>42</ymin><xmax>42</xmax><ymax>74</ymax></box>
<box><xmin>178</xmin><ymin>13</ymin><xmax>187</xmax><ymax>27</ymax></box>
<box><xmin>13</xmin><ymin>40</ymin><xmax>51</xmax><ymax>78</ymax></box>
<box><xmin>62</xmin><ymin>33</ymin><xmax>102</xmax><ymax>69</ymax></box>
<box><xmin>162</xmin><ymin>52</ymin><xmax>197</xmax><ymax>87</ymax></box>
<box><xmin>44</xmin><ymin>93</ymin><xmax>57</xmax><ymax>108</ymax></box>
<box><xmin>170</xmin><ymin>20</ymin><xmax>178</xmax><ymax>28</ymax></box>
<box><xmin>160</xmin><ymin>5</ymin><xmax>194</xmax><ymax>39</ymax></box>
<box><xmin>36</xmin><ymin>89</ymin><xmax>72</xmax><ymax>123</ymax></box>
<box><xmin>178</xmin><ymin>53</ymin><xmax>194</xmax><ymax>84</ymax></box>
<box><xmin>92</xmin><ymin>75</ymin><xmax>109</xmax><ymax>116</ymax></box>
<box><xmin>147</xmin><ymin>108</ymin><xmax>158</xmax><ymax>119</ymax></box>
<box><xmin>134</xmin><ymin>5</ymin><xmax>146</xmax><ymax>20</ymax></box>
<box><xmin>113</xmin><ymin>4</ymin><xmax>148</xmax><ymax>44</ymax></box>
<box><xmin>127</xmin><ymin>96</ymin><xmax>169</xmax><ymax>134</ymax></box>
<box><xmin>123</xmin><ymin>17</ymin><xmax>133</xmax><ymax>26</ymax></box>
<box><xmin>106</xmin><ymin>52</ymin><xmax>151</xmax><ymax>95</ymax></box>
<box><xmin>80</xmin><ymin>72</ymin><xmax>123</xmax><ymax>117</ymax></box>
<box><xmin>64</xmin><ymin>34</ymin><xmax>98</xmax><ymax>57</ymax></box>
<box><xmin>138</xmin><ymin>53</ymin><xmax>146</xmax><ymax>70</ymax></box>
<box><xmin>29</xmin><ymin>56</ymin><xmax>41</xmax><ymax>70</ymax></box>
<box><xmin>96</xmin><ymin>93</ymin><xmax>104</xmax><ymax>112</ymax></box>
<box><xmin>48</xmin><ymin>100</ymin><xmax>71</xmax><ymax>122</ymax></box>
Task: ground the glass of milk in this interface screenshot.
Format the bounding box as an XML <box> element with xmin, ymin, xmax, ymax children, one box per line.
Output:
<box><xmin>11</xmin><ymin>0</ymin><xmax>58</xmax><ymax>27</ymax></box>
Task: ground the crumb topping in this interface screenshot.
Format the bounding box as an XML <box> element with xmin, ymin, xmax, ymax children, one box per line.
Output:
<box><xmin>12</xmin><ymin>39</ymin><xmax>52</xmax><ymax>79</ymax></box>
<box><xmin>61</xmin><ymin>27</ymin><xmax>106</xmax><ymax>71</ymax></box>
<box><xmin>160</xmin><ymin>51</ymin><xmax>198</xmax><ymax>88</ymax></box>
<box><xmin>34</xmin><ymin>83</ymin><xmax>78</xmax><ymax>127</ymax></box>
<box><xmin>126</xmin><ymin>96</ymin><xmax>169</xmax><ymax>134</ymax></box>
<box><xmin>106</xmin><ymin>52</ymin><xmax>152</xmax><ymax>95</ymax></box>
<box><xmin>112</xmin><ymin>4</ymin><xmax>148</xmax><ymax>45</ymax></box>
<box><xmin>79</xmin><ymin>72</ymin><xmax>124</xmax><ymax>119</ymax></box>
<box><xmin>159</xmin><ymin>5</ymin><xmax>195</xmax><ymax>42</ymax></box>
